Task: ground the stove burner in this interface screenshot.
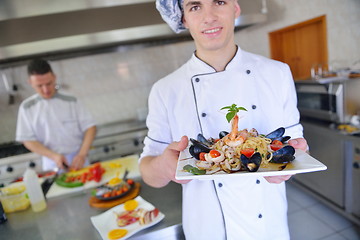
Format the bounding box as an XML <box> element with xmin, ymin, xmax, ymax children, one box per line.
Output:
<box><xmin>0</xmin><ymin>142</ymin><xmax>30</xmax><ymax>158</ymax></box>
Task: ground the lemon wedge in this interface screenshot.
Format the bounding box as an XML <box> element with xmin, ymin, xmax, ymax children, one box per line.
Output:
<box><xmin>108</xmin><ymin>177</ymin><xmax>122</xmax><ymax>186</ymax></box>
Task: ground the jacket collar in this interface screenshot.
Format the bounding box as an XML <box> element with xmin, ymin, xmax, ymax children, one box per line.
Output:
<box><xmin>188</xmin><ymin>45</ymin><xmax>243</xmax><ymax>75</ymax></box>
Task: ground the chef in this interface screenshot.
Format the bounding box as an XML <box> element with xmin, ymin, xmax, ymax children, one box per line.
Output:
<box><xmin>16</xmin><ymin>59</ymin><xmax>97</xmax><ymax>171</ymax></box>
<box><xmin>139</xmin><ymin>0</ymin><xmax>308</xmax><ymax>239</ymax></box>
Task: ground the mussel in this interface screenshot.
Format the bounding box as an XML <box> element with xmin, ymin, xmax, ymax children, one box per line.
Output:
<box><xmin>197</xmin><ymin>133</ymin><xmax>213</xmax><ymax>147</ymax></box>
<box><xmin>219</xmin><ymin>131</ymin><xmax>229</xmax><ymax>139</ymax></box>
<box><xmin>189</xmin><ymin>138</ymin><xmax>211</xmax><ymax>160</ymax></box>
<box><xmin>265</xmin><ymin>127</ymin><xmax>285</xmax><ymax>140</ymax></box>
<box><xmin>265</xmin><ymin>127</ymin><xmax>291</xmax><ymax>143</ymax></box>
<box><xmin>269</xmin><ymin>145</ymin><xmax>295</xmax><ymax>163</ymax></box>
<box><xmin>240</xmin><ymin>152</ymin><xmax>262</xmax><ymax>172</ymax></box>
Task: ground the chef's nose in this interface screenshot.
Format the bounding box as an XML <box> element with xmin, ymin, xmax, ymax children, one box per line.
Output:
<box><xmin>203</xmin><ymin>6</ymin><xmax>218</xmax><ymax>24</ymax></box>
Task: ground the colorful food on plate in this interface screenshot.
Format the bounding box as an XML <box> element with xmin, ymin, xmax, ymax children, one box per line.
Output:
<box><xmin>55</xmin><ymin>162</ymin><xmax>106</xmax><ymax>188</ymax></box>
<box><xmin>108</xmin><ymin>229</ymin><xmax>128</xmax><ymax>239</ymax></box>
<box><xmin>93</xmin><ymin>174</ymin><xmax>135</xmax><ymax>201</ymax></box>
<box><xmin>184</xmin><ymin>104</ymin><xmax>296</xmax><ymax>174</ymax></box>
<box><xmin>114</xmin><ymin>199</ymin><xmax>160</xmax><ymax>227</ymax></box>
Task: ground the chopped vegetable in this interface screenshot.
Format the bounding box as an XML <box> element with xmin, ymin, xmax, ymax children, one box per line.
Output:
<box><xmin>240</xmin><ymin>148</ymin><xmax>255</xmax><ymax>158</ymax></box>
<box><xmin>270</xmin><ymin>140</ymin><xmax>283</xmax><ymax>151</ymax></box>
<box><xmin>199</xmin><ymin>152</ymin><xmax>206</xmax><ymax>161</ymax></box>
<box><xmin>209</xmin><ymin>150</ymin><xmax>221</xmax><ymax>158</ymax></box>
<box><xmin>183</xmin><ymin>165</ymin><xmax>206</xmax><ymax>175</ymax></box>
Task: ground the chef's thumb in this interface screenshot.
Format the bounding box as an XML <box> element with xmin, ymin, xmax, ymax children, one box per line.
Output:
<box><xmin>173</xmin><ymin>136</ymin><xmax>189</xmax><ymax>152</ymax></box>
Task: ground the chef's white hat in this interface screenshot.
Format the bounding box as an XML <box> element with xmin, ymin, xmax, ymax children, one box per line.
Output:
<box><xmin>156</xmin><ymin>0</ymin><xmax>186</xmax><ymax>33</ymax></box>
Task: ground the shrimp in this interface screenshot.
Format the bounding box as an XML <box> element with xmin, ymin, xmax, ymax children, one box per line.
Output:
<box><xmin>223</xmin><ymin>115</ymin><xmax>248</xmax><ymax>147</ymax></box>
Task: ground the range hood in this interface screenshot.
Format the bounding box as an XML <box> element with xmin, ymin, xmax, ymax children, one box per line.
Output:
<box><xmin>0</xmin><ymin>0</ymin><xmax>267</xmax><ymax>64</ymax></box>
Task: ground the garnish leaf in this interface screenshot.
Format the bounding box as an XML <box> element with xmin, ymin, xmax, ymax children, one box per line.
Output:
<box><xmin>183</xmin><ymin>164</ymin><xmax>206</xmax><ymax>175</ymax></box>
<box><xmin>221</xmin><ymin>104</ymin><xmax>247</xmax><ymax>122</ymax></box>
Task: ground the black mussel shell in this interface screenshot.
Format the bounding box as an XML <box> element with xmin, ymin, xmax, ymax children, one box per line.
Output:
<box><xmin>189</xmin><ymin>138</ymin><xmax>211</xmax><ymax>160</ymax></box>
<box><xmin>269</xmin><ymin>145</ymin><xmax>295</xmax><ymax>163</ymax></box>
<box><xmin>219</xmin><ymin>131</ymin><xmax>229</xmax><ymax>139</ymax></box>
<box><xmin>273</xmin><ymin>136</ymin><xmax>291</xmax><ymax>143</ymax></box>
<box><xmin>240</xmin><ymin>152</ymin><xmax>262</xmax><ymax>172</ymax></box>
<box><xmin>265</xmin><ymin>127</ymin><xmax>285</xmax><ymax>140</ymax></box>
<box><xmin>197</xmin><ymin>133</ymin><xmax>213</xmax><ymax>147</ymax></box>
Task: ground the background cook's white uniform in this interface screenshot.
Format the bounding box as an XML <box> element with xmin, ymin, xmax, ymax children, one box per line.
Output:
<box><xmin>140</xmin><ymin>47</ymin><xmax>303</xmax><ymax>240</ymax></box>
<box><xmin>16</xmin><ymin>92</ymin><xmax>96</xmax><ymax>171</ymax></box>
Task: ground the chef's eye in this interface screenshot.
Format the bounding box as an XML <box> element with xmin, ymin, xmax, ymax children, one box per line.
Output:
<box><xmin>189</xmin><ymin>5</ymin><xmax>200</xmax><ymax>11</ymax></box>
<box><xmin>216</xmin><ymin>0</ymin><xmax>226</xmax><ymax>5</ymax></box>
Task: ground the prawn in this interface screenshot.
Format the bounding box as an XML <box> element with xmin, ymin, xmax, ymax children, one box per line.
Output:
<box><xmin>223</xmin><ymin>115</ymin><xmax>248</xmax><ymax>147</ymax></box>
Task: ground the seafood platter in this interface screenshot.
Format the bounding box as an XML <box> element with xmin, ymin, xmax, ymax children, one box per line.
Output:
<box><xmin>176</xmin><ymin>104</ymin><xmax>327</xmax><ymax>180</ymax></box>
<box><xmin>91</xmin><ymin>196</ymin><xmax>164</xmax><ymax>240</ymax></box>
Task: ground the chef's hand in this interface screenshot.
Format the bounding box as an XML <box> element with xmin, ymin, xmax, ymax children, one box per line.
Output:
<box><xmin>71</xmin><ymin>154</ymin><xmax>86</xmax><ymax>170</ymax></box>
<box><xmin>162</xmin><ymin>136</ymin><xmax>191</xmax><ymax>185</ymax></box>
<box><xmin>288</xmin><ymin>137</ymin><xmax>308</xmax><ymax>152</ymax></box>
<box><xmin>53</xmin><ymin>153</ymin><xmax>69</xmax><ymax>170</ymax></box>
<box><xmin>264</xmin><ymin>138</ymin><xmax>308</xmax><ymax>184</ymax></box>
<box><xmin>140</xmin><ymin>136</ymin><xmax>190</xmax><ymax>188</ymax></box>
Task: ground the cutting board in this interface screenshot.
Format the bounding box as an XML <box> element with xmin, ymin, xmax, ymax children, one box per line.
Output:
<box><xmin>88</xmin><ymin>182</ymin><xmax>141</xmax><ymax>209</ymax></box>
<box><xmin>46</xmin><ymin>154</ymin><xmax>141</xmax><ymax>199</ymax></box>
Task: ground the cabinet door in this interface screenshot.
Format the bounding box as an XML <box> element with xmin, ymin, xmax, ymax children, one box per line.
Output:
<box><xmin>269</xmin><ymin>15</ymin><xmax>328</xmax><ymax>80</ymax></box>
<box><xmin>294</xmin><ymin>122</ymin><xmax>344</xmax><ymax>207</ymax></box>
<box><xmin>352</xmin><ymin>143</ymin><xmax>360</xmax><ymax>218</ymax></box>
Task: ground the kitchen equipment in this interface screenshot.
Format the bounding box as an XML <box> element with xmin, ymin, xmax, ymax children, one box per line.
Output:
<box><xmin>23</xmin><ymin>168</ymin><xmax>47</xmax><ymax>212</ymax></box>
<box><xmin>0</xmin><ymin>183</ymin><xmax>30</xmax><ymax>213</ymax></box>
<box><xmin>295</xmin><ymin>78</ymin><xmax>360</xmax><ymax>124</ymax></box>
<box><xmin>0</xmin><ymin>120</ymin><xmax>146</xmax><ymax>187</ymax></box>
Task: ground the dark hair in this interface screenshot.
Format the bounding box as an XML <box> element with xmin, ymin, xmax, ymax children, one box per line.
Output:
<box><xmin>27</xmin><ymin>59</ymin><xmax>53</xmax><ymax>76</ymax></box>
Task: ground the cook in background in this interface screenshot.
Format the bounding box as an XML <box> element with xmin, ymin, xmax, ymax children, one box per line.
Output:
<box><xmin>16</xmin><ymin>59</ymin><xmax>97</xmax><ymax>171</ymax></box>
<box><xmin>140</xmin><ymin>0</ymin><xmax>308</xmax><ymax>240</ymax></box>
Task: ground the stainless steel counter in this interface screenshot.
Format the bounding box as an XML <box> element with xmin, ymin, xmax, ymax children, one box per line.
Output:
<box><xmin>0</xmin><ymin>178</ymin><xmax>184</xmax><ymax>240</ymax></box>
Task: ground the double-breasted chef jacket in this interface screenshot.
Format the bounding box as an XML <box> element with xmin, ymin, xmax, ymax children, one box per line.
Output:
<box><xmin>140</xmin><ymin>46</ymin><xmax>303</xmax><ymax>240</ymax></box>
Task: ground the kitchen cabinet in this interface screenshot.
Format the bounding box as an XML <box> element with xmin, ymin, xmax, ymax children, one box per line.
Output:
<box><xmin>294</xmin><ymin>120</ymin><xmax>360</xmax><ymax>226</ymax></box>
<box><xmin>348</xmin><ymin>138</ymin><xmax>360</xmax><ymax>219</ymax></box>
<box><xmin>294</xmin><ymin>121</ymin><xmax>345</xmax><ymax>207</ymax></box>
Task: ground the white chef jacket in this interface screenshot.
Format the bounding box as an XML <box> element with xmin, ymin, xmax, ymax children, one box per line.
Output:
<box><xmin>16</xmin><ymin>92</ymin><xmax>96</xmax><ymax>171</ymax></box>
<box><xmin>140</xmin><ymin>47</ymin><xmax>303</xmax><ymax>240</ymax></box>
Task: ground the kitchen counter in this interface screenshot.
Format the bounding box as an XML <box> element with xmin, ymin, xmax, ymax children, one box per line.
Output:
<box><xmin>0</xmin><ymin>178</ymin><xmax>184</xmax><ymax>240</ymax></box>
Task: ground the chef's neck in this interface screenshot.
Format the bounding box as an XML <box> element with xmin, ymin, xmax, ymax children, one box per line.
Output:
<box><xmin>195</xmin><ymin>44</ymin><xmax>238</xmax><ymax>72</ymax></box>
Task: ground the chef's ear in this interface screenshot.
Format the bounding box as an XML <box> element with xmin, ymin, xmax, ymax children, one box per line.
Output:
<box><xmin>234</xmin><ymin>0</ymin><xmax>241</xmax><ymax>18</ymax></box>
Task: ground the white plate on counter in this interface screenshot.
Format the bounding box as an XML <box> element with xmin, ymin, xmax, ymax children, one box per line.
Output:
<box><xmin>91</xmin><ymin>196</ymin><xmax>164</xmax><ymax>240</ymax></box>
<box><xmin>175</xmin><ymin>148</ymin><xmax>327</xmax><ymax>180</ymax></box>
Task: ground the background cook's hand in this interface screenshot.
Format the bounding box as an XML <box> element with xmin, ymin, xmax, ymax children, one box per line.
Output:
<box><xmin>288</xmin><ymin>138</ymin><xmax>308</xmax><ymax>151</ymax></box>
<box><xmin>53</xmin><ymin>153</ymin><xmax>69</xmax><ymax>170</ymax></box>
<box><xmin>161</xmin><ymin>136</ymin><xmax>190</xmax><ymax>184</ymax></box>
<box><xmin>71</xmin><ymin>154</ymin><xmax>86</xmax><ymax>170</ymax></box>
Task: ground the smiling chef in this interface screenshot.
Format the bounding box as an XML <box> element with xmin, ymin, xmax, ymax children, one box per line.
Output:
<box><xmin>16</xmin><ymin>59</ymin><xmax>97</xmax><ymax>171</ymax></box>
<box><xmin>139</xmin><ymin>0</ymin><xmax>308</xmax><ymax>240</ymax></box>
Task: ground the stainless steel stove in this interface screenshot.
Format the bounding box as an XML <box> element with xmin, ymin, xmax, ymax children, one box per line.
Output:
<box><xmin>0</xmin><ymin>120</ymin><xmax>147</xmax><ymax>187</ymax></box>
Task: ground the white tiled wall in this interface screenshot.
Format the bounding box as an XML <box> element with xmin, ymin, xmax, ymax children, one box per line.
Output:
<box><xmin>0</xmin><ymin>0</ymin><xmax>359</xmax><ymax>144</ymax></box>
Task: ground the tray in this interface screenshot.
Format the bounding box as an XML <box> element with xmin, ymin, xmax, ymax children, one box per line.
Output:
<box><xmin>175</xmin><ymin>148</ymin><xmax>327</xmax><ymax>180</ymax></box>
<box><xmin>90</xmin><ymin>196</ymin><xmax>164</xmax><ymax>240</ymax></box>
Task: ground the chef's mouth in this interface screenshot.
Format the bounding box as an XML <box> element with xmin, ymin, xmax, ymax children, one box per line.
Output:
<box><xmin>202</xmin><ymin>27</ymin><xmax>222</xmax><ymax>34</ymax></box>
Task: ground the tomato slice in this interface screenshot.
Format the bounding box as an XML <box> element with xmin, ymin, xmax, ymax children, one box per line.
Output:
<box><xmin>240</xmin><ymin>148</ymin><xmax>255</xmax><ymax>158</ymax></box>
<box><xmin>209</xmin><ymin>150</ymin><xmax>221</xmax><ymax>158</ymax></box>
<box><xmin>270</xmin><ymin>140</ymin><xmax>283</xmax><ymax>151</ymax></box>
<box><xmin>199</xmin><ymin>152</ymin><xmax>206</xmax><ymax>161</ymax></box>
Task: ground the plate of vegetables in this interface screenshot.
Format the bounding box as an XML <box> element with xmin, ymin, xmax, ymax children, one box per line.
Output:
<box><xmin>93</xmin><ymin>170</ymin><xmax>135</xmax><ymax>201</ymax></box>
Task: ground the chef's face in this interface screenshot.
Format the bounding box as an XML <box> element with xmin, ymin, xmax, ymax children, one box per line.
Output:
<box><xmin>28</xmin><ymin>72</ymin><xmax>57</xmax><ymax>99</ymax></box>
<box><xmin>182</xmin><ymin>0</ymin><xmax>240</xmax><ymax>54</ymax></box>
